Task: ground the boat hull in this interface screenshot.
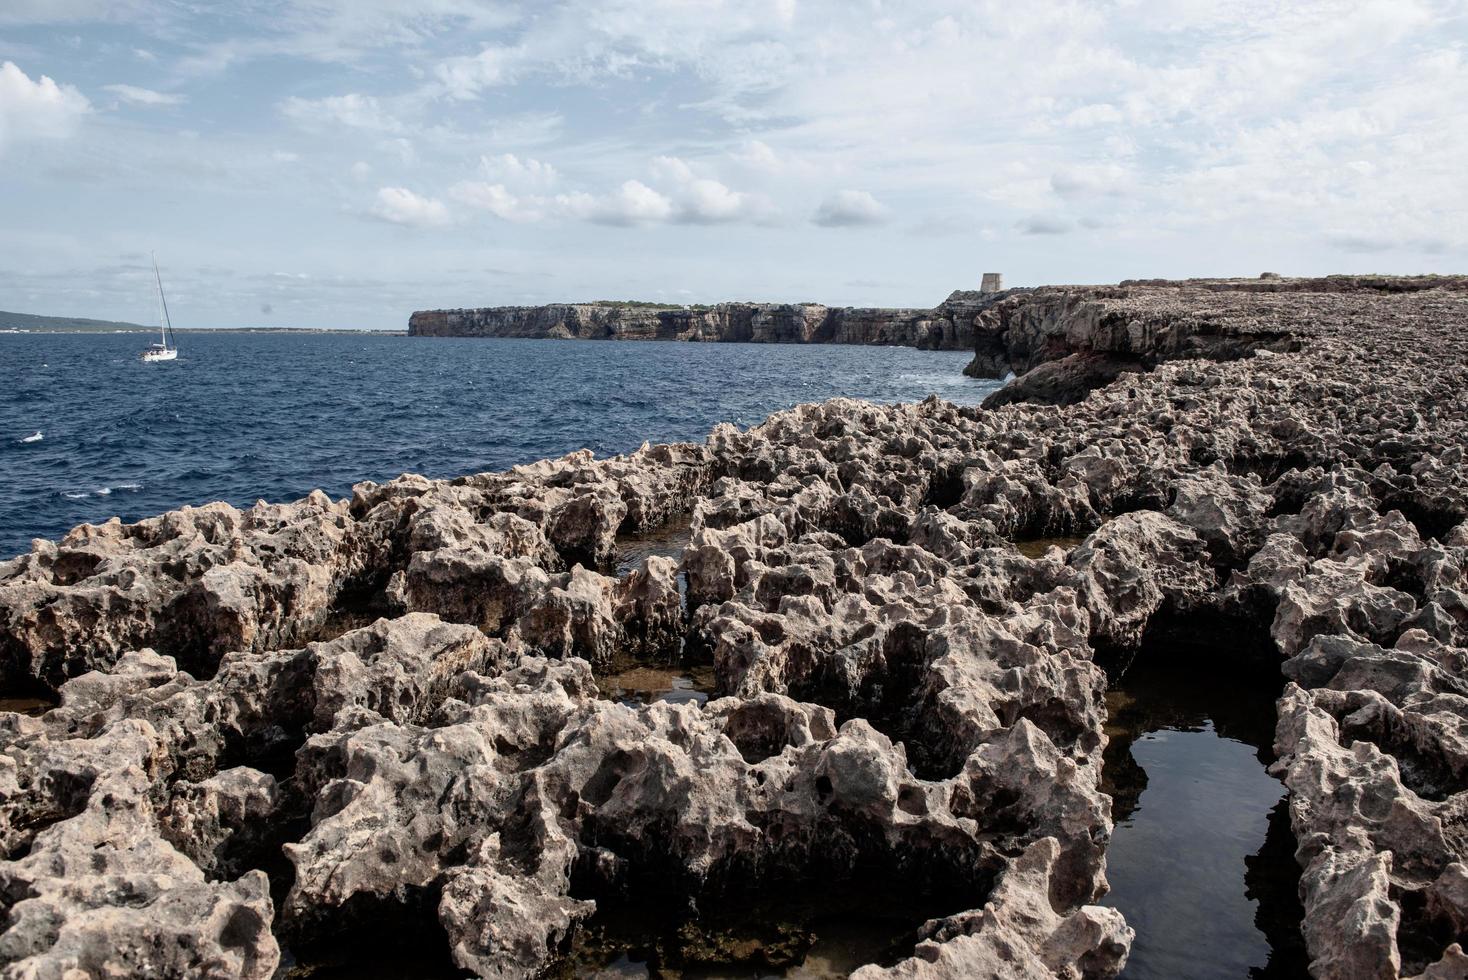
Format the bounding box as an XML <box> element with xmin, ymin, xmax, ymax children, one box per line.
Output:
<box><xmin>140</xmin><ymin>349</ymin><xmax>178</xmax><ymax>362</ymax></box>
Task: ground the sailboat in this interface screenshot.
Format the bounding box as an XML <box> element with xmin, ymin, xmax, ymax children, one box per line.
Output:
<box><xmin>140</xmin><ymin>253</ymin><xmax>178</xmax><ymax>363</ymax></box>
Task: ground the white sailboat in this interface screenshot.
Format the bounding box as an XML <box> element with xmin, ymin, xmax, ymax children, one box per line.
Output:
<box><xmin>140</xmin><ymin>253</ymin><xmax>178</xmax><ymax>363</ymax></box>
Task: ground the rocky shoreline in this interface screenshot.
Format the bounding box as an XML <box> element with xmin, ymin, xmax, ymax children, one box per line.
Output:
<box><xmin>407</xmin><ymin>292</ymin><xmax>1002</xmax><ymax>351</ymax></box>
<box><xmin>2</xmin><ymin>274</ymin><xmax>1467</xmax><ymax>977</ymax></box>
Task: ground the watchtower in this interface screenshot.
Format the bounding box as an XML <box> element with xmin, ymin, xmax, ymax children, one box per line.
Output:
<box><xmin>980</xmin><ymin>272</ymin><xmax>1003</xmax><ymax>294</ymax></box>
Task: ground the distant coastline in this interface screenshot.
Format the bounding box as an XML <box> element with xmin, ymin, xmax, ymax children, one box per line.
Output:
<box><xmin>407</xmin><ymin>291</ymin><xmax>1007</xmax><ymax>350</ymax></box>
<box><xmin>0</xmin><ymin>311</ymin><xmax>403</xmax><ymax>336</ymax></box>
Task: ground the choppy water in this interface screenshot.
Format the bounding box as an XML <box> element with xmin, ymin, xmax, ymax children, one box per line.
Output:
<box><xmin>0</xmin><ymin>333</ymin><xmax>994</xmax><ymax>558</ymax></box>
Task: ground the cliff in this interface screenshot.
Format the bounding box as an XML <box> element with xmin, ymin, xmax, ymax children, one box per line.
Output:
<box><xmin>407</xmin><ymin>293</ymin><xmax>1003</xmax><ymax>350</ymax></box>
<box><xmin>967</xmin><ymin>274</ymin><xmax>1468</xmax><ymax>406</ymax></box>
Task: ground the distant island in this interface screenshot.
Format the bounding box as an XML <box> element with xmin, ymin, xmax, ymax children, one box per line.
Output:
<box><xmin>0</xmin><ymin>310</ymin><xmax>150</xmax><ymax>333</ymax></box>
<box><xmin>407</xmin><ymin>290</ymin><xmax>1011</xmax><ymax>351</ymax></box>
<box><xmin>0</xmin><ymin>310</ymin><xmax>402</xmax><ymax>335</ymax></box>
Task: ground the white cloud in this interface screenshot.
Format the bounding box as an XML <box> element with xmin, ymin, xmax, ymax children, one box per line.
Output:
<box><xmin>450</xmin><ymin>181</ymin><xmax>543</xmax><ymax>222</ymax></box>
<box><xmin>650</xmin><ymin>155</ymin><xmax>696</xmax><ymax>183</ymax></box>
<box><xmin>371</xmin><ymin>186</ymin><xmax>451</xmax><ymax>228</ymax></box>
<box><xmin>811</xmin><ymin>190</ymin><xmax>889</xmax><ymax>227</ymax></box>
<box><xmin>0</xmin><ymin>61</ymin><xmax>90</xmax><ymax>149</ymax></box>
<box><xmin>104</xmin><ymin>83</ymin><xmax>185</xmax><ymax>107</ymax></box>
<box><xmin>350</xmin><ymin>160</ymin><xmax>371</xmax><ymax>181</ymax></box>
<box><xmin>652</xmin><ymin>155</ymin><xmax>770</xmax><ymax>224</ymax></box>
<box><xmin>434</xmin><ymin>46</ymin><xmax>518</xmax><ymax>99</ymax></box>
<box><xmin>732</xmin><ymin>139</ymin><xmax>781</xmax><ymax>172</ymax></box>
<box><xmin>450</xmin><ymin>156</ymin><xmax>770</xmax><ymax>227</ymax></box>
<box><xmin>579</xmin><ymin>180</ymin><xmax>674</xmax><ymax>226</ymax></box>
<box><xmin>676</xmin><ymin>177</ymin><xmax>749</xmax><ymax>223</ymax></box>
<box><xmin>478</xmin><ymin>152</ymin><xmax>558</xmax><ymax>190</ymax></box>
<box><xmin>1062</xmin><ymin>103</ymin><xmax>1123</xmax><ymax>127</ymax></box>
<box><xmin>280</xmin><ymin>93</ymin><xmax>400</xmax><ymax>132</ymax></box>
<box><xmin>1050</xmin><ymin>164</ymin><xmax>1132</xmax><ymax>199</ymax></box>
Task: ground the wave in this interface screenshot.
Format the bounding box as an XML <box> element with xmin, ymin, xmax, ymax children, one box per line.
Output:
<box><xmin>62</xmin><ymin>483</ymin><xmax>141</xmax><ymax>500</ymax></box>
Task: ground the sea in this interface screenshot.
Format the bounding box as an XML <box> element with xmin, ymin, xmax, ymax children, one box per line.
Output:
<box><xmin>0</xmin><ymin>332</ymin><xmax>996</xmax><ymax>558</ymax></box>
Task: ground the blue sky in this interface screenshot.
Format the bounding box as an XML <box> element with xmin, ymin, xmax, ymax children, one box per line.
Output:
<box><xmin>1</xmin><ymin>0</ymin><xmax>1465</xmax><ymax>329</ymax></box>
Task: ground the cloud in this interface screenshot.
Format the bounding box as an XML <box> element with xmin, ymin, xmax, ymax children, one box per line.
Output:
<box><xmin>653</xmin><ymin>155</ymin><xmax>771</xmax><ymax>224</ymax></box>
<box><xmin>811</xmin><ymin>190</ymin><xmax>889</xmax><ymax>227</ymax></box>
<box><xmin>434</xmin><ymin>46</ymin><xmax>519</xmax><ymax>99</ymax></box>
<box><xmin>450</xmin><ymin>180</ymin><xmax>543</xmax><ymax>223</ymax></box>
<box><xmin>0</xmin><ymin>0</ymin><xmax>148</xmax><ymax>24</ymax></box>
<box><xmin>103</xmin><ymin>83</ymin><xmax>185</xmax><ymax>107</ymax></box>
<box><xmin>1049</xmin><ymin>164</ymin><xmax>1132</xmax><ymax>199</ymax></box>
<box><xmin>451</xmin><ymin>156</ymin><xmax>770</xmax><ymax>227</ymax></box>
<box><xmin>577</xmin><ymin>180</ymin><xmax>674</xmax><ymax>226</ymax></box>
<box><xmin>650</xmin><ymin>155</ymin><xmax>696</xmax><ymax>183</ymax></box>
<box><xmin>280</xmin><ymin>93</ymin><xmax>401</xmax><ymax>132</ymax></box>
<box><xmin>478</xmin><ymin>152</ymin><xmax>558</xmax><ymax>190</ymax></box>
<box><xmin>371</xmin><ymin>186</ymin><xmax>451</xmax><ymax>228</ymax></box>
<box><xmin>1017</xmin><ymin>215</ymin><xmax>1073</xmax><ymax>235</ymax></box>
<box><xmin>732</xmin><ymin>139</ymin><xmax>781</xmax><ymax>172</ymax></box>
<box><xmin>675</xmin><ymin>177</ymin><xmax>750</xmax><ymax>223</ymax></box>
<box><xmin>0</xmin><ymin>61</ymin><xmax>90</xmax><ymax>149</ymax></box>
<box><xmin>1062</xmin><ymin>103</ymin><xmax>1123</xmax><ymax>127</ymax></box>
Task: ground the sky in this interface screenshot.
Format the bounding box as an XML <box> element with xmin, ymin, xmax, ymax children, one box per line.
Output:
<box><xmin>1</xmin><ymin>1</ymin><xmax>1466</xmax><ymax>329</ymax></box>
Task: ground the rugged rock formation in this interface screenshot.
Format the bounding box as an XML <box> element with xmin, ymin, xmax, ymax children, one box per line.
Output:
<box><xmin>968</xmin><ymin>274</ymin><xmax>1468</xmax><ymax>407</ymax></box>
<box><xmin>3</xmin><ymin>274</ymin><xmax>1468</xmax><ymax>977</ymax></box>
<box><xmin>407</xmin><ymin>291</ymin><xmax>1002</xmax><ymax>350</ymax></box>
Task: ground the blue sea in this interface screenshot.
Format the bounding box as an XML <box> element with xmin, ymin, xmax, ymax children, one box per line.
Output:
<box><xmin>0</xmin><ymin>332</ymin><xmax>995</xmax><ymax>558</ymax></box>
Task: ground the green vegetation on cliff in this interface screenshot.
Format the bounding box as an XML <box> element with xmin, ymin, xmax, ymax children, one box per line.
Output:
<box><xmin>0</xmin><ymin>310</ymin><xmax>150</xmax><ymax>333</ymax></box>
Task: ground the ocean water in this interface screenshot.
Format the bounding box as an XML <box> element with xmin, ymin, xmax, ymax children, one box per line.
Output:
<box><xmin>0</xmin><ymin>332</ymin><xmax>994</xmax><ymax>558</ymax></box>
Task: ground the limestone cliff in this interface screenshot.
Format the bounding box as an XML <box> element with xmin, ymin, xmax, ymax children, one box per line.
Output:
<box><xmin>967</xmin><ymin>274</ymin><xmax>1468</xmax><ymax>407</ymax></box>
<box><xmin>407</xmin><ymin>294</ymin><xmax>999</xmax><ymax>350</ymax></box>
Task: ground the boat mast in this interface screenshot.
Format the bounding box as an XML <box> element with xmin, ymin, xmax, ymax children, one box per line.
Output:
<box><xmin>151</xmin><ymin>252</ymin><xmax>174</xmax><ymax>349</ymax></box>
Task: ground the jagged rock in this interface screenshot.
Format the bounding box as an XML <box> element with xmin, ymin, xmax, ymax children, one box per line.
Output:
<box><xmin>1065</xmin><ymin>512</ymin><xmax>1215</xmax><ymax>648</ymax></box>
<box><xmin>852</xmin><ymin>837</ymin><xmax>1132</xmax><ymax>979</ymax></box>
<box><xmin>1272</xmin><ymin>558</ymin><xmax>1417</xmax><ymax>656</ymax></box>
<box><xmin>1166</xmin><ymin>466</ymin><xmax>1273</xmax><ymax>566</ymax></box>
<box><xmin>160</xmin><ymin>767</ymin><xmax>282</xmax><ymax>879</ymax></box>
<box><xmin>0</xmin><ymin>492</ymin><xmax>366</xmax><ymax>688</ymax></box>
<box><xmin>0</xmin><ymin>768</ymin><xmax>279</xmax><ymax>979</ymax></box>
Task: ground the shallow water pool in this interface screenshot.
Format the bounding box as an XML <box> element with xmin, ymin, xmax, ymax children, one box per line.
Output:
<box><xmin>1101</xmin><ymin>651</ymin><xmax>1308</xmax><ymax>979</ymax></box>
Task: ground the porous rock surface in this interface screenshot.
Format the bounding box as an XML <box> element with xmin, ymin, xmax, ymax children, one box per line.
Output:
<box><xmin>2</xmin><ymin>274</ymin><xmax>1466</xmax><ymax>977</ymax></box>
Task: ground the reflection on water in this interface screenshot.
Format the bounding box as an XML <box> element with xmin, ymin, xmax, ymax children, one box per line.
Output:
<box><xmin>1101</xmin><ymin>653</ymin><xmax>1307</xmax><ymax>979</ymax></box>
<box><xmin>604</xmin><ymin>513</ymin><xmax>715</xmax><ymax>709</ymax></box>
<box><xmin>553</xmin><ymin>888</ymin><xmax>952</xmax><ymax>979</ymax></box>
<box><xmin>614</xmin><ymin>513</ymin><xmax>694</xmax><ymax>577</ymax></box>
<box><xmin>600</xmin><ymin>663</ymin><xmax>716</xmax><ymax>707</ymax></box>
<box><xmin>0</xmin><ymin>696</ymin><xmax>56</xmax><ymax>716</ymax></box>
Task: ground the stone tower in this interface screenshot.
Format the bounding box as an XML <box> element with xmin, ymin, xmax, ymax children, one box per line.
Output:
<box><xmin>980</xmin><ymin>272</ymin><xmax>1003</xmax><ymax>294</ymax></box>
